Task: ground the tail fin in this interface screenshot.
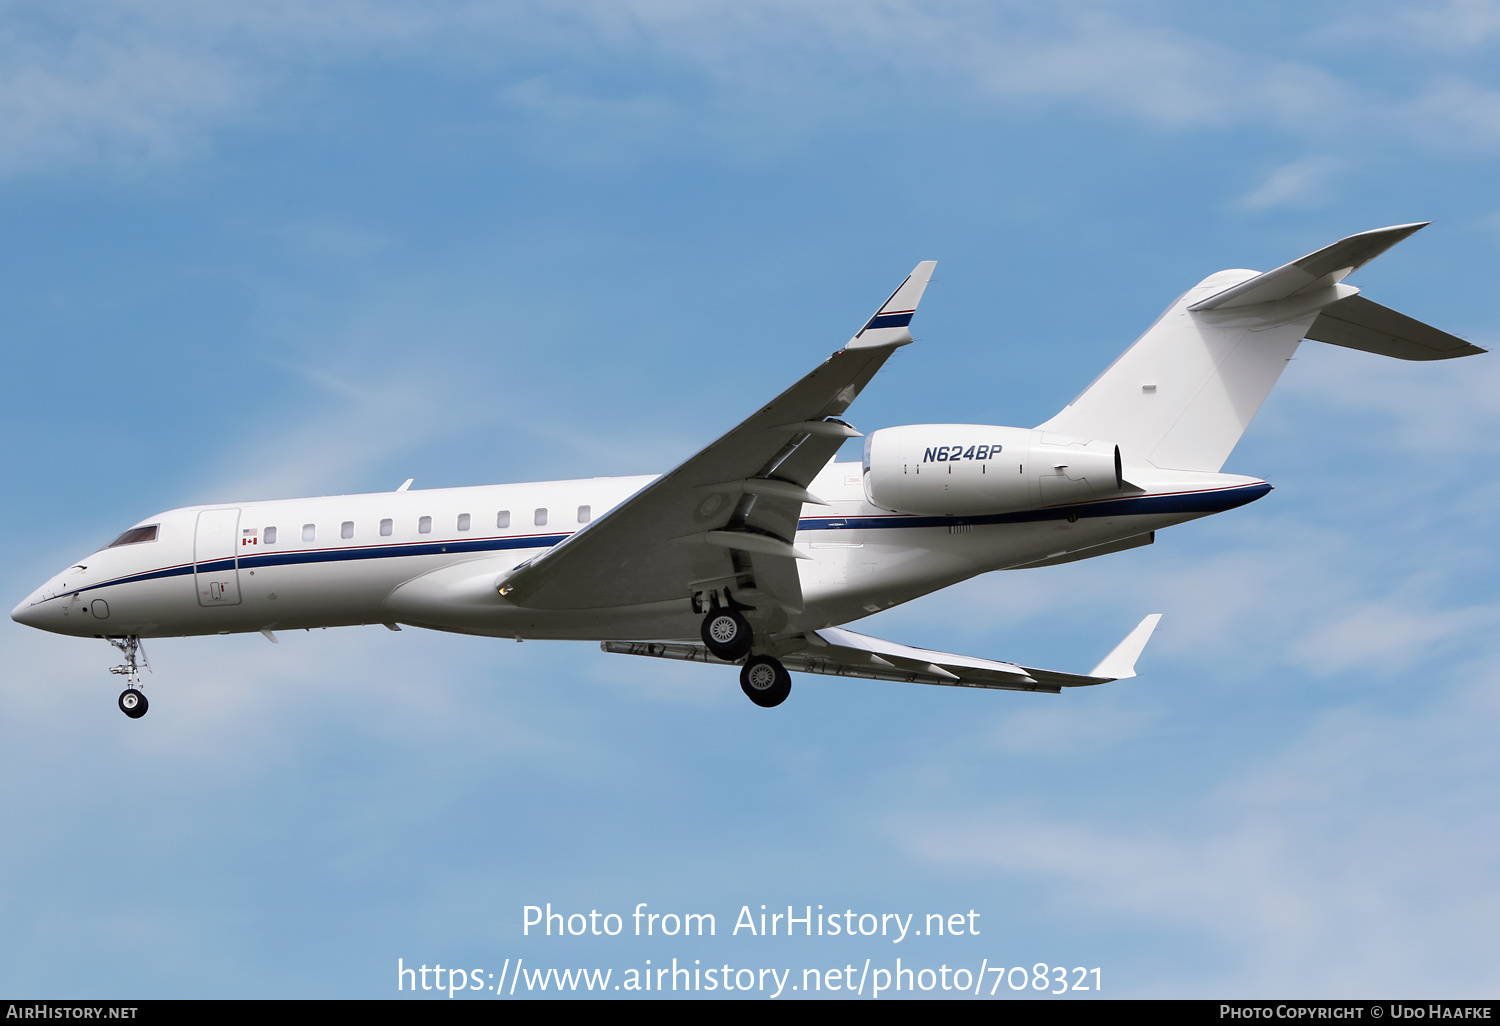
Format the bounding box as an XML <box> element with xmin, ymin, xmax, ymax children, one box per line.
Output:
<box><xmin>1038</xmin><ymin>224</ymin><xmax>1483</xmax><ymax>473</ymax></box>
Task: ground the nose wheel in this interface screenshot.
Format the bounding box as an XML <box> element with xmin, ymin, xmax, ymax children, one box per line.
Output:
<box><xmin>106</xmin><ymin>636</ymin><xmax>150</xmax><ymax>718</ymax></box>
<box><xmin>118</xmin><ymin>688</ymin><xmax>148</xmax><ymax>718</ymax></box>
<box><xmin>740</xmin><ymin>655</ymin><xmax>791</xmax><ymax>708</ymax></box>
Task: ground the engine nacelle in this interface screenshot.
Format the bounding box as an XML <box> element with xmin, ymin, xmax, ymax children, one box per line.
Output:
<box><xmin>862</xmin><ymin>424</ymin><xmax>1123</xmax><ymax>516</ymax></box>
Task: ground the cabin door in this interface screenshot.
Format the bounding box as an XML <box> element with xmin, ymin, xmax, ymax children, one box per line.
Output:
<box><xmin>194</xmin><ymin>508</ymin><xmax>242</xmax><ymax>607</ymax></box>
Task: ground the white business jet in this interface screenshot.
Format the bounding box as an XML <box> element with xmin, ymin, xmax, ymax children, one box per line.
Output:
<box><xmin>12</xmin><ymin>224</ymin><xmax>1485</xmax><ymax>718</ymax></box>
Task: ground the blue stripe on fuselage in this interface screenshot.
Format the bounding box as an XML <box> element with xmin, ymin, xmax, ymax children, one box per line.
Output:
<box><xmin>68</xmin><ymin>484</ymin><xmax>1269</xmax><ymax>597</ymax></box>
<box><xmin>798</xmin><ymin>482</ymin><xmax>1271</xmax><ymax>531</ymax></box>
<box><xmin>863</xmin><ymin>311</ymin><xmax>915</xmax><ymax>330</ymax></box>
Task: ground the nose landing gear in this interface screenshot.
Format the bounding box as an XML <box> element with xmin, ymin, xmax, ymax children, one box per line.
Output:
<box><xmin>118</xmin><ymin>688</ymin><xmax>148</xmax><ymax>718</ymax></box>
<box><xmin>106</xmin><ymin>636</ymin><xmax>150</xmax><ymax>719</ymax></box>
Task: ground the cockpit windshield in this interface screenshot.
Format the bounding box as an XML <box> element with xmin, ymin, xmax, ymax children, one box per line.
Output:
<box><xmin>108</xmin><ymin>525</ymin><xmax>159</xmax><ymax>547</ymax></box>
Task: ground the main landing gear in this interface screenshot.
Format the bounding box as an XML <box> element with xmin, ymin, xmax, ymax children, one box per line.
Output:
<box><xmin>740</xmin><ymin>655</ymin><xmax>792</xmax><ymax>708</ymax></box>
<box><xmin>107</xmin><ymin>636</ymin><xmax>149</xmax><ymax>719</ymax></box>
<box><xmin>697</xmin><ymin>602</ymin><xmax>791</xmax><ymax>707</ymax></box>
<box><xmin>701</xmin><ymin>606</ymin><xmax>753</xmax><ymax>661</ymax></box>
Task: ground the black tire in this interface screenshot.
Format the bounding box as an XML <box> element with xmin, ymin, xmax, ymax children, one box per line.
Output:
<box><xmin>701</xmin><ymin>609</ymin><xmax>753</xmax><ymax>661</ymax></box>
<box><xmin>739</xmin><ymin>656</ymin><xmax>791</xmax><ymax>708</ymax></box>
<box><xmin>118</xmin><ymin>688</ymin><xmax>148</xmax><ymax>719</ymax></box>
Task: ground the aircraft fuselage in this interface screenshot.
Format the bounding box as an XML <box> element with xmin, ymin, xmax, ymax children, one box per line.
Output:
<box><xmin>12</xmin><ymin>460</ymin><xmax>1267</xmax><ymax>644</ymax></box>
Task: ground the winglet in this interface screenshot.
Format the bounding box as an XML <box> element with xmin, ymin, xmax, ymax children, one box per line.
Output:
<box><xmin>1088</xmin><ymin>613</ymin><xmax>1163</xmax><ymax>680</ymax></box>
<box><xmin>845</xmin><ymin>260</ymin><xmax>937</xmax><ymax>350</ymax></box>
<box><xmin>1189</xmin><ymin>223</ymin><xmax>1428</xmax><ymax>311</ymax></box>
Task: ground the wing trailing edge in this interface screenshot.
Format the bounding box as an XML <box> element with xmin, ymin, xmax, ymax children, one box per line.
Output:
<box><xmin>601</xmin><ymin>614</ymin><xmax>1163</xmax><ymax>694</ymax></box>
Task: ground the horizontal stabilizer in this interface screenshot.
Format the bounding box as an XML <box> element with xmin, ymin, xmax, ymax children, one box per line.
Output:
<box><xmin>1190</xmin><ymin>223</ymin><xmax>1427</xmax><ymax>311</ymax></box>
<box><xmin>1305</xmin><ymin>294</ymin><xmax>1487</xmax><ymax>361</ymax></box>
<box><xmin>1088</xmin><ymin>613</ymin><xmax>1162</xmax><ymax>679</ymax></box>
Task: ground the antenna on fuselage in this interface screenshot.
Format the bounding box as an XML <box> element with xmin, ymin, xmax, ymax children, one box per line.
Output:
<box><xmin>396</xmin><ymin>478</ymin><xmax>413</xmax><ymax>492</ymax></box>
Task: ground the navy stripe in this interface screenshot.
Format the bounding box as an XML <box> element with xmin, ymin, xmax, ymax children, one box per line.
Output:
<box><xmin>72</xmin><ymin>533</ymin><xmax>574</xmax><ymax>596</ymax></box>
<box><xmin>863</xmin><ymin>311</ymin><xmax>914</xmax><ymax>330</ymax></box>
<box><xmin>72</xmin><ymin>484</ymin><xmax>1268</xmax><ymax>596</ymax></box>
<box><xmin>87</xmin><ymin>563</ymin><xmax>197</xmax><ymax>591</ymax></box>
<box><xmin>798</xmin><ymin>483</ymin><xmax>1271</xmax><ymax>531</ymax></box>
<box><xmin>237</xmin><ymin>533</ymin><xmax>570</xmax><ymax>570</ymax></box>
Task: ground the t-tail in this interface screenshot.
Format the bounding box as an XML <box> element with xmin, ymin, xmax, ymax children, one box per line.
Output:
<box><xmin>860</xmin><ymin>222</ymin><xmax>1484</xmax><ymax>526</ymax></box>
<box><xmin>1037</xmin><ymin>222</ymin><xmax>1486</xmax><ymax>474</ymax></box>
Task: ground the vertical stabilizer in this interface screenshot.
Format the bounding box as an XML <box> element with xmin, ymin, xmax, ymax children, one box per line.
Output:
<box><xmin>1038</xmin><ymin>225</ymin><xmax>1436</xmax><ymax>473</ymax></box>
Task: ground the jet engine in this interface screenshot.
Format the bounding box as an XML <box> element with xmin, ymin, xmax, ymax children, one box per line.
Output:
<box><xmin>861</xmin><ymin>424</ymin><xmax>1124</xmax><ymax>516</ymax></box>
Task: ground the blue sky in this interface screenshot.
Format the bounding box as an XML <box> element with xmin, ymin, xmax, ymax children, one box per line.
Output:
<box><xmin>3</xmin><ymin>0</ymin><xmax>1500</xmax><ymax>999</ymax></box>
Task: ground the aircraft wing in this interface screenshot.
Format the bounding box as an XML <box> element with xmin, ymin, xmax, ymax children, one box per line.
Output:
<box><xmin>602</xmin><ymin>615</ymin><xmax>1164</xmax><ymax>693</ymax></box>
<box><xmin>497</xmin><ymin>261</ymin><xmax>937</xmax><ymax>614</ymax></box>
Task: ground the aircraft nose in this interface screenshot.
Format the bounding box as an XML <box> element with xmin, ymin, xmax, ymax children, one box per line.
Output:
<box><xmin>12</xmin><ymin>578</ymin><xmax>61</xmax><ymax>630</ymax></box>
<box><xmin>11</xmin><ymin>595</ymin><xmax>45</xmax><ymax>628</ymax></box>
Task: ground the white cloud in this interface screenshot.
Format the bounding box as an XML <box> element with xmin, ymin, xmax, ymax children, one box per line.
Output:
<box><xmin>0</xmin><ymin>22</ymin><xmax>243</xmax><ymax>175</ymax></box>
<box><xmin>1236</xmin><ymin>156</ymin><xmax>1343</xmax><ymax>210</ymax></box>
<box><xmin>1289</xmin><ymin>600</ymin><xmax>1496</xmax><ymax>675</ymax></box>
<box><xmin>1279</xmin><ymin>339</ymin><xmax>1500</xmax><ymax>460</ymax></box>
<box><xmin>897</xmin><ymin>671</ymin><xmax>1500</xmax><ymax>995</ymax></box>
<box><xmin>8</xmin><ymin>2</ymin><xmax>1500</xmax><ymax>177</ymax></box>
<box><xmin>988</xmin><ymin>701</ymin><xmax>1154</xmax><ymax>756</ymax></box>
<box><xmin>1399</xmin><ymin>77</ymin><xmax>1500</xmax><ymax>153</ymax></box>
<box><xmin>1325</xmin><ymin>0</ymin><xmax>1500</xmax><ymax>52</ymax></box>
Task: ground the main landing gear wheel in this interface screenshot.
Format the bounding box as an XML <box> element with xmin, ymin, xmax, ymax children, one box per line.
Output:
<box><xmin>118</xmin><ymin>688</ymin><xmax>148</xmax><ymax>719</ymax></box>
<box><xmin>702</xmin><ymin>608</ymin><xmax>753</xmax><ymax>661</ymax></box>
<box><xmin>740</xmin><ymin>655</ymin><xmax>791</xmax><ymax>708</ymax></box>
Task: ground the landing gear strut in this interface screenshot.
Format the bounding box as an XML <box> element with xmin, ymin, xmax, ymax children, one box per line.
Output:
<box><xmin>107</xmin><ymin>636</ymin><xmax>149</xmax><ymax>719</ymax></box>
<box><xmin>740</xmin><ymin>655</ymin><xmax>791</xmax><ymax>708</ymax></box>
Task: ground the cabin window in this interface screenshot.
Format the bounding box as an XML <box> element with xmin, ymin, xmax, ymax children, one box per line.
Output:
<box><xmin>380</xmin><ymin>519</ymin><xmax>393</xmax><ymax>537</ymax></box>
<box><xmin>577</xmin><ymin>505</ymin><xmax>591</xmax><ymax>524</ymax></box>
<box><xmin>302</xmin><ymin>524</ymin><xmax>316</xmax><ymax>542</ymax></box>
<box><xmin>264</xmin><ymin>527</ymin><xmax>278</xmax><ymax>544</ymax></box>
<box><xmin>534</xmin><ymin>507</ymin><xmax>548</xmax><ymax>527</ymax></box>
<box><xmin>341</xmin><ymin>521</ymin><xmax>354</xmax><ymax>540</ymax></box>
<box><xmin>108</xmin><ymin>525</ymin><xmax>158</xmax><ymax>547</ymax></box>
<box><xmin>457</xmin><ymin>513</ymin><xmax>471</xmax><ymax>532</ymax></box>
<box><xmin>497</xmin><ymin>510</ymin><xmax>510</xmax><ymax>529</ymax></box>
<box><xmin>418</xmin><ymin>516</ymin><xmax>432</xmax><ymax>534</ymax></box>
